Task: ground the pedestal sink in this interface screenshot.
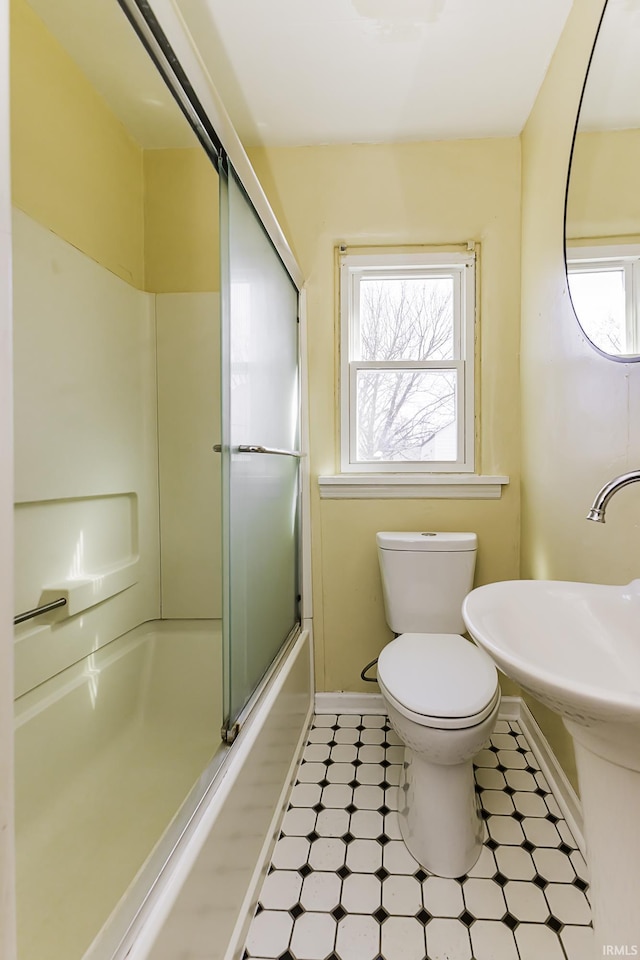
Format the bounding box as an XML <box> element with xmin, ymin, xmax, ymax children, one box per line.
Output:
<box><xmin>463</xmin><ymin>578</ymin><xmax>640</xmax><ymax>956</ymax></box>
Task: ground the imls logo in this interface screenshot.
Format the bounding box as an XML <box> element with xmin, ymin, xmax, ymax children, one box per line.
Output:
<box><xmin>602</xmin><ymin>948</ymin><xmax>639</xmax><ymax>956</ymax></box>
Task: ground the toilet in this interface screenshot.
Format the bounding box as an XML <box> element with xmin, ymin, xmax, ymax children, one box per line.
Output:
<box><xmin>376</xmin><ymin>531</ymin><xmax>500</xmax><ymax>878</ymax></box>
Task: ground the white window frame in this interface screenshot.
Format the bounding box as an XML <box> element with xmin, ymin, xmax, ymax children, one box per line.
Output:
<box><xmin>566</xmin><ymin>243</ymin><xmax>640</xmax><ymax>355</ymax></box>
<box><xmin>339</xmin><ymin>251</ymin><xmax>475</xmax><ymax>474</ymax></box>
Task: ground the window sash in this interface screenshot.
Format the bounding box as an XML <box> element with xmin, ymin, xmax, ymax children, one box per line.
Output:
<box><xmin>349</xmin><ymin>361</ymin><xmax>464</xmax><ymax>469</ymax></box>
<box><xmin>340</xmin><ymin>252</ymin><xmax>475</xmax><ymax>473</ymax></box>
<box><xmin>567</xmin><ymin>245</ymin><xmax>640</xmax><ymax>355</ymax></box>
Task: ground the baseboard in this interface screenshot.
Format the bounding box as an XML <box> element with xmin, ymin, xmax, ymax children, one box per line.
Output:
<box><xmin>314</xmin><ymin>692</ymin><xmax>585</xmax><ymax>856</ymax></box>
<box><xmin>315</xmin><ymin>692</ymin><xmax>522</xmax><ymax>721</ymax></box>
<box><xmin>516</xmin><ymin>700</ymin><xmax>585</xmax><ymax>856</ymax></box>
<box><xmin>496</xmin><ymin>694</ymin><xmax>521</xmax><ymax>721</ymax></box>
<box><xmin>314</xmin><ymin>692</ymin><xmax>386</xmax><ymax>714</ymax></box>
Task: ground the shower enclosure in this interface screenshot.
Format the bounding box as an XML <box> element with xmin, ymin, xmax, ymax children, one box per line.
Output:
<box><xmin>10</xmin><ymin>1</ymin><xmax>309</xmax><ymax>958</ymax></box>
<box><xmin>219</xmin><ymin>158</ymin><xmax>302</xmax><ymax>740</ymax></box>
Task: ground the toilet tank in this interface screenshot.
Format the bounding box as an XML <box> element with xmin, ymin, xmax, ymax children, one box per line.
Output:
<box><xmin>376</xmin><ymin>531</ymin><xmax>477</xmax><ymax>635</ymax></box>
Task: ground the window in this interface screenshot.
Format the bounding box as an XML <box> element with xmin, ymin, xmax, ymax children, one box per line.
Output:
<box><xmin>339</xmin><ymin>251</ymin><xmax>475</xmax><ymax>473</ymax></box>
<box><xmin>566</xmin><ymin>244</ymin><xmax>640</xmax><ymax>355</ymax></box>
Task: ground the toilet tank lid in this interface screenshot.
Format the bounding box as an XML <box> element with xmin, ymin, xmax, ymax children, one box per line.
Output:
<box><xmin>376</xmin><ymin>531</ymin><xmax>477</xmax><ymax>552</ymax></box>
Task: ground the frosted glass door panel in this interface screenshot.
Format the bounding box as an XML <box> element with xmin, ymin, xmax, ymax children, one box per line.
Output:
<box><xmin>228</xmin><ymin>188</ymin><xmax>299</xmax><ymax>455</ymax></box>
<box><xmin>220</xmin><ymin>162</ymin><xmax>300</xmax><ymax>730</ymax></box>
<box><xmin>228</xmin><ymin>454</ymin><xmax>299</xmax><ymax>718</ymax></box>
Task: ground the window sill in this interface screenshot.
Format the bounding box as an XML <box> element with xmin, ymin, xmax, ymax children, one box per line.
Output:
<box><xmin>317</xmin><ymin>474</ymin><xmax>509</xmax><ymax>500</ymax></box>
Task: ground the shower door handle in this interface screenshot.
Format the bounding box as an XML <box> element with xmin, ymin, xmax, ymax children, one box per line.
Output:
<box><xmin>238</xmin><ymin>444</ymin><xmax>304</xmax><ymax>458</ymax></box>
<box><xmin>213</xmin><ymin>444</ymin><xmax>304</xmax><ymax>458</ymax></box>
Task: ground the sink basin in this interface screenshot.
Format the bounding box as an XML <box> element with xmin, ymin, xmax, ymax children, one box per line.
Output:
<box><xmin>462</xmin><ymin>578</ymin><xmax>640</xmax><ymax>727</ymax></box>
<box><xmin>463</xmin><ymin>577</ymin><xmax>640</xmax><ymax>956</ymax></box>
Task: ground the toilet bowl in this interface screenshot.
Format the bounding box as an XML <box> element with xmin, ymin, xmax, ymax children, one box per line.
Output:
<box><xmin>376</xmin><ymin>532</ymin><xmax>500</xmax><ymax>878</ymax></box>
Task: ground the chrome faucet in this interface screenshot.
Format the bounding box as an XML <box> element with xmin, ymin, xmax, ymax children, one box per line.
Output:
<box><xmin>586</xmin><ymin>470</ymin><xmax>640</xmax><ymax>522</ymax></box>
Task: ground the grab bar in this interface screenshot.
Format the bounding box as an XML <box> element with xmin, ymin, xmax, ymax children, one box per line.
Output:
<box><xmin>14</xmin><ymin>597</ymin><xmax>67</xmax><ymax>625</ymax></box>
<box><xmin>213</xmin><ymin>444</ymin><xmax>304</xmax><ymax>458</ymax></box>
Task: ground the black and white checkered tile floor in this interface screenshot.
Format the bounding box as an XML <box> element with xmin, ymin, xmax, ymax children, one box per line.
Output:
<box><xmin>243</xmin><ymin>715</ymin><xmax>592</xmax><ymax>960</ymax></box>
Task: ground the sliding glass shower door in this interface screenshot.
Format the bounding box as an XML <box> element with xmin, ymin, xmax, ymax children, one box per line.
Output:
<box><xmin>219</xmin><ymin>158</ymin><xmax>301</xmax><ymax>738</ymax></box>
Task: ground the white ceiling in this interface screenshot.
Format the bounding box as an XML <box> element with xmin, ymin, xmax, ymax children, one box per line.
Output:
<box><xmin>178</xmin><ymin>0</ymin><xmax>574</xmax><ymax>146</ymax></box>
<box><xmin>29</xmin><ymin>0</ymin><xmax>637</xmax><ymax>153</ymax></box>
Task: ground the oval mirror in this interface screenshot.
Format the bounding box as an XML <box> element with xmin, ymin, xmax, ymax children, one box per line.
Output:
<box><xmin>565</xmin><ymin>0</ymin><xmax>640</xmax><ymax>360</ymax></box>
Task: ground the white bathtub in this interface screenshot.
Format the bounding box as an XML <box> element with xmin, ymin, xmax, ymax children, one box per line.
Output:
<box><xmin>14</xmin><ymin>618</ymin><xmax>312</xmax><ymax>960</ymax></box>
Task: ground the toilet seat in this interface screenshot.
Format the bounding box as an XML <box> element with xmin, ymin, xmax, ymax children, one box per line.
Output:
<box><xmin>377</xmin><ymin>632</ymin><xmax>499</xmax><ymax>730</ymax></box>
<box><xmin>379</xmin><ymin>678</ymin><xmax>500</xmax><ymax>730</ymax></box>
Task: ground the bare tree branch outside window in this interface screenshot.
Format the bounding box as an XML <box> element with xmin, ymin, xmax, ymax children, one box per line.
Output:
<box><xmin>356</xmin><ymin>278</ymin><xmax>457</xmax><ymax>462</ymax></box>
<box><xmin>567</xmin><ymin>270</ymin><xmax>625</xmax><ymax>354</ymax></box>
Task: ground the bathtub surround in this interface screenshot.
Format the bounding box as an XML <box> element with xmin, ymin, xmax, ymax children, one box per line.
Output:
<box><xmin>10</xmin><ymin>210</ymin><xmax>224</xmax><ymax>960</ymax></box>
<box><xmin>8</xmin><ymin>13</ymin><xmax>314</xmax><ymax>960</ymax></box>
<box><xmin>156</xmin><ymin>293</ymin><xmax>222</xmax><ymax>619</ymax></box>
<box><xmin>11</xmin><ymin>207</ymin><xmax>222</xmax><ymax>671</ymax></box>
<box><xmin>9</xmin><ymin>4</ymin><xmax>225</xmax><ymax>957</ymax></box>
<box><xmin>8</xmin><ymin>5</ymin><xmax>314</xmax><ymax>959</ymax></box>
<box><xmin>243</xmin><ymin>714</ymin><xmax>592</xmax><ymax>960</ymax></box>
<box><xmin>10</xmin><ymin>0</ymin><xmax>222</xmax><ymax>650</ymax></box>
<box><xmin>12</xmin><ymin>210</ymin><xmax>160</xmax><ymax>686</ymax></box>
<box><xmin>9</xmin><ymin>0</ymin><xmax>223</xmax><ymax>662</ymax></box>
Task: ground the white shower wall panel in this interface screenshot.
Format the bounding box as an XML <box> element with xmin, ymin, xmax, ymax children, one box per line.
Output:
<box><xmin>12</xmin><ymin>209</ymin><xmax>161</xmax><ymax>692</ymax></box>
<box><xmin>156</xmin><ymin>292</ymin><xmax>221</xmax><ymax>619</ymax></box>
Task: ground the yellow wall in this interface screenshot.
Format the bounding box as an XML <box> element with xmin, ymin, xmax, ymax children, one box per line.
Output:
<box><xmin>566</xmin><ymin>127</ymin><xmax>640</xmax><ymax>240</ymax></box>
<box><xmin>144</xmin><ymin>149</ymin><xmax>219</xmax><ymax>293</ymax></box>
<box><xmin>520</xmin><ymin>0</ymin><xmax>625</xmax><ymax>793</ymax></box>
<box><xmin>249</xmin><ymin>140</ymin><xmax>522</xmax><ymax>693</ymax></box>
<box><xmin>10</xmin><ymin>0</ymin><xmax>219</xmax><ymax>294</ymax></box>
<box><xmin>10</xmin><ymin>0</ymin><xmax>145</xmax><ymax>288</ymax></box>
